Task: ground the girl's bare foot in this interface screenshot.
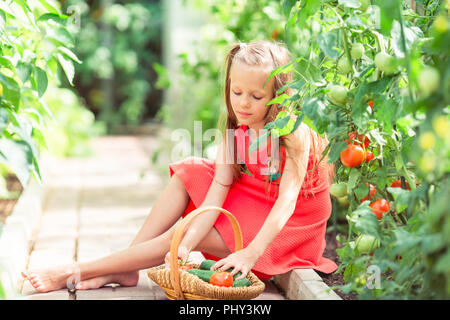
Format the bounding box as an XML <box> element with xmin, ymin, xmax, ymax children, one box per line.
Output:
<box><xmin>21</xmin><ymin>264</ymin><xmax>80</xmax><ymax>293</ymax></box>
<box><xmin>75</xmin><ymin>271</ymin><xmax>139</xmax><ymax>290</ymax></box>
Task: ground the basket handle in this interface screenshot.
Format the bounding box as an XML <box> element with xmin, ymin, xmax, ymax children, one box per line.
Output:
<box><xmin>169</xmin><ymin>206</ymin><xmax>243</xmax><ymax>300</ymax></box>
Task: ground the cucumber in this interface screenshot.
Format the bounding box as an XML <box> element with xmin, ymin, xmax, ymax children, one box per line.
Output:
<box><xmin>225</xmin><ymin>269</ymin><xmax>242</xmax><ymax>280</ymax></box>
<box><xmin>199</xmin><ymin>260</ymin><xmax>216</xmax><ymax>270</ymax></box>
<box><xmin>187</xmin><ymin>269</ymin><xmax>217</xmax><ymax>282</ymax></box>
<box><xmin>199</xmin><ymin>260</ymin><xmax>243</xmax><ymax>279</ymax></box>
<box><xmin>232</xmin><ymin>278</ymin><xmax>251</xmax><ymax>287</ymax></box>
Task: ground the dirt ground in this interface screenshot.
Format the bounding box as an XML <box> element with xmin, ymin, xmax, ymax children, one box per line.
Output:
<box><xmin>319</xmin><ymin>231</ymin><xmax>358</xmax><ymax>300</ymax></box>
<box><xmin>0</xmin><ymin>174</ymin><xmax>23</xmax><ymax>224</ymax></box>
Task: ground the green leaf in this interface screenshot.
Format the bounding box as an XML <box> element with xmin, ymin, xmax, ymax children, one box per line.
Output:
<box><xmin>387</xmin><ymin>187</ymin><xmax>410</xmax><ymax>213</ymax></box>
<box><xmin>282</xmin><ymin>0</ymin><xmax>297</xmax><ymax>16</ymax></box>
<box><xmin>0</xmin><ymin>9</ymin><xmax>6</xmax><ymax>27</ymax></box>
<box><xmin>354</xmin><ymin>207</ymin><xmax>381</xmax><ymax>238</ymax></box>
<box><xmin>302</xmin><ymin>97</ymin><xmax>329</xmax><ymax>134</ymax></box>
<box><xmin>317</xmin><ymin>31</ymin><xmax>339</xmax><ymax>59</ymax></box>
<box><xmin>298</xmin><ymin>0</ymin><xmax>321</xmax><ymax>29</ymax></box>
<box><xmin>38</xmin><ymin>0</ymin><xmax>61</xmax><ymax>14</ymax></box>
<box><xmin>347</xmin><ymin>168</ymin><xmax>360</xmax><ymax>191</ymax></box>
<box><xmin>9</xmin><ymin>114</ymin><xmax>38</xmax><ymax>156</ymax></box>
<box><xmin>327</xmin><ymin>140</ymin><xmax>347</xmax><ymax>164</ymax></box>
<box><xmin>0</xmin><ymin>108</ymin><xmax>9</xmax><ymax>135</ymax></box>
<box><xmin>46</xmin><ymin>27</ymin><xmax>75</xmax><ymax>47</ymax></box>
<box><xmin>391</xmin><ymin>21</ymin><xmax>423</xmax><ymax>58</ymax></box>
<box><xmin>0</xmin><ymin>74</ymin><xmax>21</xmax><ymax>109</ymax></box>
<box><xmin>0</xmin><ymin>56</ymin><xmax>15</xmax><ymax>71</ymax></box>
<box><xmin>355</xmin><ymin>183</ymin><xmax>369</xmax><ymax>201</ymax></box>
<box><xmin>57</xmin><ymin>47</ymin><xmax>82</xmax><ymax>64</ymax></box>
<box><xmin>375</xmin><ymin>0</ymin><xmax>401</xmax><ymax>36</ymax></box>
<box><xmin>248</xmin><ymin>130</ymin><xmax>269</xmax><ymax>155</ymax></box>
<box><xmin>0</xmin><ymin>138</ymin><xmax>33</xmax><ymax>187</ymax></box>
<box><xmin>16</xmin><ymin>62</ymin><xmax>32</xmax><ymax>83</ymax></box>
<box><xmin>37</xmin><ymin>13</ymin><xmax>67</xmax><ymax>24</ymax></box>
<box><xmin>338</xmin><ymin>0</ymin><xmax>361</xmax><ymax>9</ymax></box>
<box><xmin>266</xmin><ymin>93</ymin><xmax>290</xmax><ymax>107</ymax></box>
<box><xmin>264</xmin><ymin>61</ymin><xmax>296</xmax><ymax>88</ymax></box>
<box><xmin>375</xmin><ymin>166</ymin><xmax>388</xmax><ymax>190</ymax></box>
<box><xmin>57</xmin><ymin>52</ymin><xmax>75</xmax><ymax>85</ymax></box>
<box><xmin>33</xmin><ymin>66</ymin><xmax>48</xmax><ymax>97</ymax></box>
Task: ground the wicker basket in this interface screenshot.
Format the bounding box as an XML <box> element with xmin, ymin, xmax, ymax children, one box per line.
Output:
<box><xmin>147</xmin><ymin>206</ymin><xmax>266</xmax><ymax>300</ymax></box>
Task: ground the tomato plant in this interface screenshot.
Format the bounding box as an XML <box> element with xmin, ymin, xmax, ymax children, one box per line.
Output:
<box><xmin>261</xmin><ymin>0</ymin><xmax>450</xmax><ymax>299</ymax></box>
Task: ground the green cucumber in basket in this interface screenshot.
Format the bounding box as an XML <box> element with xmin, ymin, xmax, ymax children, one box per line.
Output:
<box><xmin>187</xmin><ymin>269</ymin><xmax>217</xmax><ymax>282</ymax></box>
<box><xmin>232</xmin><ymin>278</ymin><xmax>251</xmax><ymax>287</ymax></box>
<box><xmin>199</xmin><ymin>259</ymin><xmax>242</xmax><ymax>280</ymax></box>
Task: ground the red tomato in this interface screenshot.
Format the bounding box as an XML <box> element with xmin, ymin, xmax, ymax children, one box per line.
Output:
<box><xmin>369</xmin><ymin>199</ymin><xmax>390</xmax><ymax>220</ymax></box>
<box><xmin>360</xmin><ymin>183</ymin><xmax>376</xmax><ymax>203</ymax></box>
<box><xmin>347</xmin><ymin>131</ymin><xmax>370</xmax><ymax>149</ymax></box>
<box><xmin>340</xmin><ymin>144</ymin><xmax>365</xmax><ymax>168</ymax></box>
<box><xmin>368</xmin><ymin>100</ymin><xmax>374</xmax><ymax>109</ymax></box>
<box><xmin>209</xmin><ymin>272</ymin><xmax>233</xmax><ymax>287</ymax></box>
<box><xmin>390</xmin><ymin>179</ymin><xmax>411</xmax><ymax>190</ymax></box>
<box><xmin>365</xmin><ymin>150</ymin><xmax>374</xmax><ymax>162</ymax></box>
<box><xmin>178</xmin><ymin>264</ymin><xmax>193</xmax><ymax>271</ymax></box>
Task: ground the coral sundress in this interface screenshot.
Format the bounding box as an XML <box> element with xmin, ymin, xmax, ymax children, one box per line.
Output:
<box><xmin>168</xmin><ymin>124</ymin><xmax>338</xmax><ymax>280</ymax></box>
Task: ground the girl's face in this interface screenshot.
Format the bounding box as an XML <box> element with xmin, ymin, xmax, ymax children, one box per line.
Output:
<box><xmin>229</xmin><ymin>62</ymin><xmax>275</xmax><ymax>131</ymax></box>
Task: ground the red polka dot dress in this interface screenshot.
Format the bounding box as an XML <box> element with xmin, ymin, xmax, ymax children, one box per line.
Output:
<box><xmin>169</xmin><ymin>124</ymin><xmax>338</xmax><ymax>280</ymax></box>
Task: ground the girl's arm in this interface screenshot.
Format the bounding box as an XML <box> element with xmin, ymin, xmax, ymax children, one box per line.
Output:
<box><xmin>211</xmin><ymin>124</ymin><xmax>311</xmax><ymax>278</ymax></box>
<box><xmin>178</xmin><ymin>140</ymin><xmax>234</xmax><ymax>253</ymax></box>
<box><xmin>247</xmin><ymin>123</ymin><xmax>311</xmax><ymax>257</ymax></box>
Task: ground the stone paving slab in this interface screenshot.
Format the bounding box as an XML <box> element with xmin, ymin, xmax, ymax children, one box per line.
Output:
<box><xmin>20</xmin><ymin>135</ymin><xmax>287</xmax><ymax>300</ymax></box>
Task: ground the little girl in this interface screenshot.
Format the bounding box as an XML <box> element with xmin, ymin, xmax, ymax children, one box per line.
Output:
<box><xmin>22</xmin><ymin>40</ymin><xmax>337</xmax><ymax>293</ymax></box>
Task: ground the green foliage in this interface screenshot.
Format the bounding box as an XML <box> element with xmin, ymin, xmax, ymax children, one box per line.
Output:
<box><xmin>60</xmin><ymin>0</ymin><xmax>163</xmax><ymax>131</ymax></box>
<box><xmin>276</xmin><ymin>0</ymin><xmax>449</xmax><ymax>299</ymax></box>
<box><xmin>40</xmin><ymin>83</ymin><xmax>105</xmax><ymax>158</ymax></box>
<box><xmin>0</xmin><ymin>0</ymin><xmax>81</xmax><ymax>188</ymax></box>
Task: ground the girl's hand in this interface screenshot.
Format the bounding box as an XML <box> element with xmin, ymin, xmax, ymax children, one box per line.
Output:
<box><xmin>210</xmin><ymin>248</ymin><xmax>259</xmax><ymax>281</ymax></box>
<box><xmin>164</xmin><ymin>245</ymin><xmax>190</xmax><ymax>269</ymax></box>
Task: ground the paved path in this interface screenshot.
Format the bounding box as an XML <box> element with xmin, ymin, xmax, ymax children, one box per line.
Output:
<box><xmin>20</xmin><ymin>135</ymin><xmax>286</xmax><ymax>300</ymax></box>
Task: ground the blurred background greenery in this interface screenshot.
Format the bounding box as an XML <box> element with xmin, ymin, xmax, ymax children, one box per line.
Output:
<box><xmin>59</xmin><ymin>0</ymin><xmax>163</xmax><ymax>133</ymax></box>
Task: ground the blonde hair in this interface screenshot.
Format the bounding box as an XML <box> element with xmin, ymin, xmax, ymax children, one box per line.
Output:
<box><xmin>217</xmin><ymin>40</ymin><xmax>333</xmax><ymax>197</ymax></box>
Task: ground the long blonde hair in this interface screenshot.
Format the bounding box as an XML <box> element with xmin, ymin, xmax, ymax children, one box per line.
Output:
<box><xmin>217</xmin><ymin>40</ymin><xmax>333</xmax><ymax>197</ymax></box>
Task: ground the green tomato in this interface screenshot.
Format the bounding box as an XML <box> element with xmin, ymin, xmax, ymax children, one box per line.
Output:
<box><xmin>330</xmin><ymin>182</ymin><xmax>348</xmax><ymax>198</ymax></box>
<box><xmin>355</xmin><ymin>234</ymin><xmax>380</xmax><ymax>254</ymax></box>
<box><xmin>350</xmin><ymin>43</ymin><xmax>365</xmax><ymax>59</ymax></box>
<box><xmin>374</xmin><ymin>52</ymin><xmax>397</xmax><ymax>75</ymax></box>
<box><xmin>337</xmin><ymin>57</ymin><xmax>352</xmax><ymax>74</ymax></box>
<box><xmin>328</xmin><ymin>85</ymin><xmax>348</xmax><ymax>104</ymax></box>
<box><xmin>337</xmin><ymin>196</ymin><xmax>350</xmax><ymax>207</ymax></box>
<box><xmin>418</xmin><ymin>66</ymin><xmax>440</xmax><ymax>95</ymax></box>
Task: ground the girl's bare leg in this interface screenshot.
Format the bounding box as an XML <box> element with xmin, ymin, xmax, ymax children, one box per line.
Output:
<box><xmin>69</xmin><ymin>173</ymin><xmax>191</xmax><ymax>289</ymax></box>
<box><xmin>21</xmin><ymin>220</ymin><xmax>231</xmax><ymax>293</ymax></box>
<box><xmin>22</xmin><ymin>173</ymin><xmax>226</xmax><ymax>292</ymax></box>
<box><xmin>130</xmin><ymin>173</ymin><xmax>191</xmax><ymax>245</ymax></box>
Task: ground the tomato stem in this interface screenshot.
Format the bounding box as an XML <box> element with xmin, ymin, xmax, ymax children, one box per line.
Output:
<box><xmin>397</xmin><ymin>3</ymin><xmax>416</xmax><ymax>103</ymax></box>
